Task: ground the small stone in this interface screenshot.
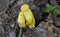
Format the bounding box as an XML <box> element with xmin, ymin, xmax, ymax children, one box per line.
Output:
<box><xmin>10</xmin><ymin>23</ymin><xmax>15</xmax><ymax>28</ymax></box>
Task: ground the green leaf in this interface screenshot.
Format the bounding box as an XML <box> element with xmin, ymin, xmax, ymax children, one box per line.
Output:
<box><xmin>44</xmin><ymin>4</ymin><xmax>60</xmax><ymax>15</ymax></box>
<box><xmin>54</xmin><ymin>9</ymin><xmax>60</xmax><ymax>15</ymax></box>
<box><xmin>44</xmin><ymin>4</ymin><xmax>56</xmax><ymax>12</ymax></box>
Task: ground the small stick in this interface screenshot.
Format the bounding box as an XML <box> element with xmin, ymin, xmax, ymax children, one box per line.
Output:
<box><xmin>19</xmin><ymin>27</ymin><xmax>22</xmax><ymax>37</ymax></box>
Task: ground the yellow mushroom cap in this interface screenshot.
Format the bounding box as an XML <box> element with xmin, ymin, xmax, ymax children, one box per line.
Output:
<box><xmin>21</xmin><ymin>4</ymin><xmax>30</xmax><ymax>11</ymax></box>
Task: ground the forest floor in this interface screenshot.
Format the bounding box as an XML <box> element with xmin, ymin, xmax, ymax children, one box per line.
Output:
<box><xmin>0</xmin><ymin>0</ymin><xmax>60</xmax><ymax>37</ymax></box>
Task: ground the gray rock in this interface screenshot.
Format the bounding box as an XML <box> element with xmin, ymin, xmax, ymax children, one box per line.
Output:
<box><xmin>54</xmin><ymin>17</ymin><xmax>60</xmax><ymax>26</ymax></box>
<box><xmin>0</xmin><ymin>26</ymin><xmax>4</xmax><ymax>37</ymax></box>
<box><xmin>30</xmin><ymin>22</ymin><xmax>50</xmax><ymax>37</ymax></box>
<box><xmin>23</xmin><ymin>0</ymin><xmax>34</xmax><ymax>3</ymax></box>
<box><xmin>9</xmin><ymin>31</ymin><xmax>15</xmax><ymax>37</ymax></box>
<box><xmin>0</xmin><ymin>17</ymin><xmax>4</xmax><ymax>25</ymax></box>
<box><xmin>0</xmin><ymin>22</ymin><xmax>2</xmax><ymax>25</ymax></box>
<box><xmin>9</xmin><ymin>0</ymin><xmax>15</xmax><ymax>5</ymax></box>
<box><xmin>0</xmin><ymin>0</ymin><xmax>9</xmax><ymax>15</ymax></box>
<box><xmin>35</xmin><ymin>23</ymin><xmax>49</xmax><ymax>37</ymax></box>
<box><xmin>2</xmin><ymin>13</ymin><xmax>9</xmax><ymax>19</ymax></box>
<box><xmin>5</xmin><ymin>31</ymin><xmax>15</xmax><ymax>37</ymax></box>
<box><xmin>17</xmin><ymin>0</ymin><xmax>24</xmax><ymax>5</ymax></box>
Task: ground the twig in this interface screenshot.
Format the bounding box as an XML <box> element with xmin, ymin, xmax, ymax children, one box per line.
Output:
<box><xmin>19</xmin><ymin>28</ymin><xmax>22</xmax><ymax>37</ymax></box>
<box><xmin>46</xmin><ymin>12</ymin><xmax>52</xmax><ymax>21</ymax></box>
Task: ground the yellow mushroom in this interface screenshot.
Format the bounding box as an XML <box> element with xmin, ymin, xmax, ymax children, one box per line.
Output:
<box><xmin>17</xmin><ymin>4</ymin><xmax>35</xmax><ymax>28</ymax></box>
